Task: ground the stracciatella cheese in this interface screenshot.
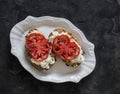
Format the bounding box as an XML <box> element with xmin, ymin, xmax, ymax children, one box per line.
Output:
<box><xmin>31</xmin><ymin>52</ymin><xmax>55</xmax><ymax>69</ymax></box>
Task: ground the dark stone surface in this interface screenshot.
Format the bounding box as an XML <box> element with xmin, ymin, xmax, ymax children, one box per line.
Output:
<box><xmin>0</xmin><ymin>0</ymin><xmax>120</xmax><ymax>94</ymax></box>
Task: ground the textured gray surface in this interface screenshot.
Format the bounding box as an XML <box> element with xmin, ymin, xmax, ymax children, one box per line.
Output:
<box><xmin>0</xmin><ymin>0</ymin><xmax>120</xmax><ymax>94</ymax></box>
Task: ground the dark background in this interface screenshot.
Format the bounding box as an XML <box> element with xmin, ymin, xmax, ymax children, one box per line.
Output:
<box><xmin>0</xmin><ymin>0</ymin><xmax>120</xmax><ymax>94</ymax></box>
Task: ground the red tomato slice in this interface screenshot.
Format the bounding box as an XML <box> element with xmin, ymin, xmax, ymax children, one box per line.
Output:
<box><xmin>64</xmin><ymin>42</ymin><xmax>80</xmax><ymax>60</ymax></box>
<box><xmin>26</xmin><ymin>33</ymin><xmax>50</xmax><ymax>62</ymax></box>
<box><xmin>59</xmin><ymin>45</ymin><xmax>69</xmax><ymax>60</ymax></box>
<box><xmin>53</xmin><ymin>35</ymin><xmax>70</xmax><ymax>46</ymax></box>
<box><xmin>52</xmin><ymin>35</ymin><xmax>70</xmax><ymax>56</ymax></box>
<box><xmin>52</xmin><ymin>44</ymin><xmax>64</xmax><ymax>56</ymax></box>
<box><xmin>52</xmin><ymin>34</ymin><xmax>80</xmax><ymax>60</ymax></box>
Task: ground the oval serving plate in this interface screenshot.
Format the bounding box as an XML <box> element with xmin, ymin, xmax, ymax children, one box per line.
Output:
<box><xmin>10</xmin><ymin>16</ymin><xmax>96</xmax><ymax>83</ymax></box>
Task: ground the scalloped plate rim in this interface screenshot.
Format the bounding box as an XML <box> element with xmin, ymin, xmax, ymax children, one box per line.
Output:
<box><xmin>10</xmin><ymin>16</ymin><xmax>96</xmax><ymax>83</ymax></box>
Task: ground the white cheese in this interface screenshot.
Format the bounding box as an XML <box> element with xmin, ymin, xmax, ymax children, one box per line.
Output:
<box><xmin>32</xmin><ymin>54</ymin><xmax>55</xmax><ymax>69</ymax></box>
<box><xmin>40</xmin><ymin>54</ymin><xmax>55</xmax><ymax>69</ymax></box>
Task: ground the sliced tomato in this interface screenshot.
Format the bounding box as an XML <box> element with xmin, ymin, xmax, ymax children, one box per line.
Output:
<box><xmin>59</xmin><ymin>45</ymin><xmax>69</xmax><ymax>60</ymax></box>
<box><xmin>26</xmin><ymin>33</ymin><xmax>50</xmax><ymax>62</ymax></box>
<box><xmin>53</xmin><ymin>35</ymin><xmax>70</xmax><ymax>46</ymax></box>
<box><xmin>52</xmin><ymin>35</ymin><xmax>70</xmax><ymax>56</ymax></box>
<box><xmin>52</xmin><ymin>44</ymin><xmax>64</xmax><ymax>56</ymax></box>
<box><xmin>64</xmin><ymin>42</ymin><xmax>80</xmax><ymax>60</ymax></box>
<box><xmin>52</xmin><ymin>34</ymin><xmax>80</xmax><ymax>60</ymax></box>
<box><xmin>59</xmin><ymin>43</ymin><xmax>80</xmax><ymax>60</ymax></box>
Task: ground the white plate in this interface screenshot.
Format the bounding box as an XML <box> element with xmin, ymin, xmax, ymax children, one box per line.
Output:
<box><xmin>10</xmin><ymin>16</ymin><xmax>96</xmax><ymax>83</ymax></box>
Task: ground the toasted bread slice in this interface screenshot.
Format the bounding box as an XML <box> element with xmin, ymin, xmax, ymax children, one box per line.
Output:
<box><xmin>49</xmin><ymin>28</ymin><xmax>85</xmax><ymax>68</ymax></box>
<box><xmin>25</xmin><ymin>28</ymin><xmax>56</xmax><ymax>70</ymax></box>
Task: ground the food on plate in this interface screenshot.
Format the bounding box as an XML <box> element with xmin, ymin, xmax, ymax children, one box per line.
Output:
<box><xmin>49</xmin><ymin>28</ymin><xmax>85</xmax><ymax>68</ymax></box>
<box><xmin>25</xmin><ymin>28</ymin><xmax>55</xmax><ymax>70</ymax></box>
